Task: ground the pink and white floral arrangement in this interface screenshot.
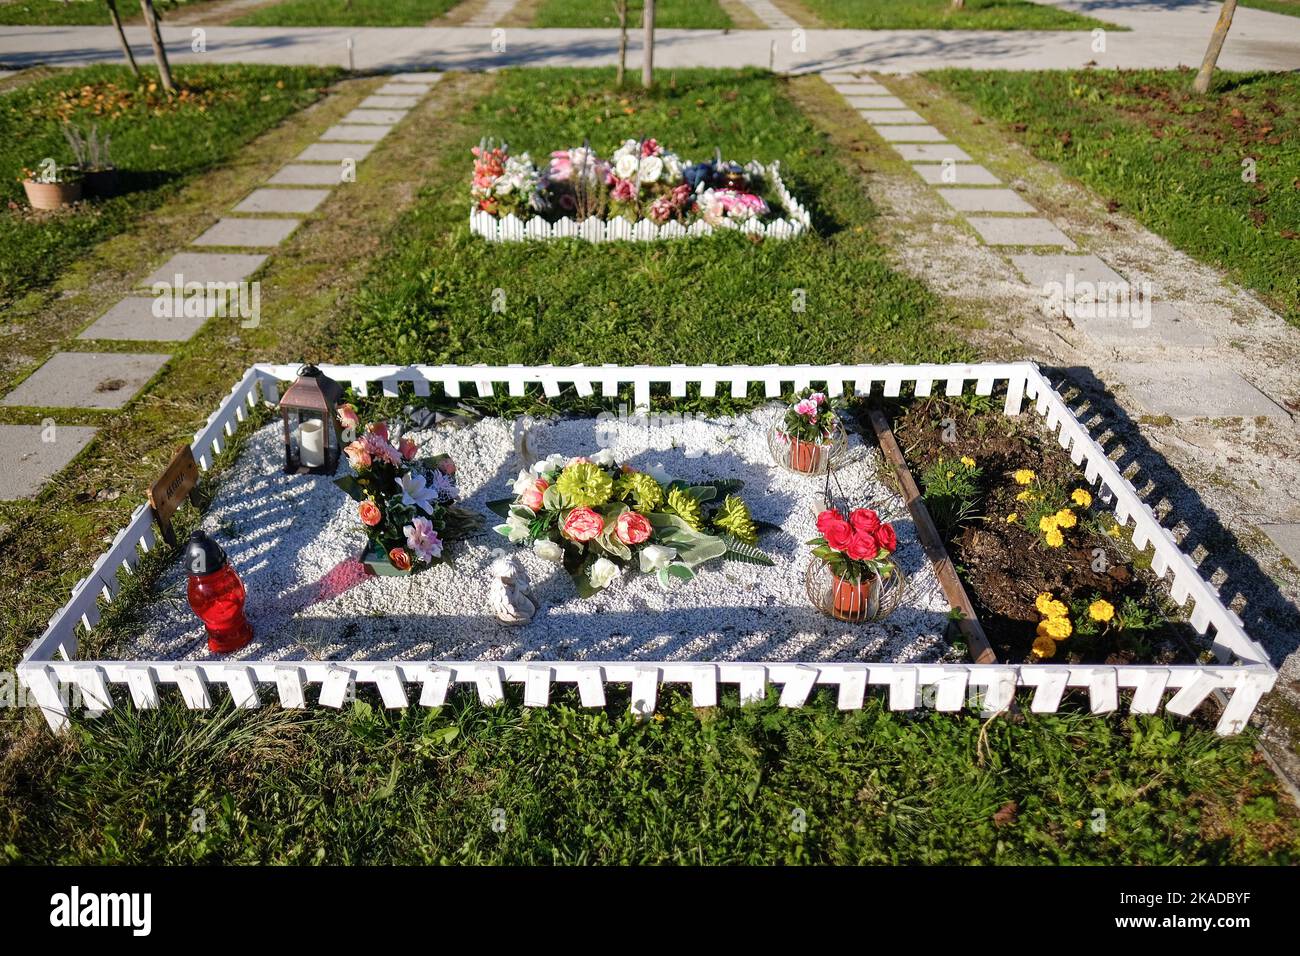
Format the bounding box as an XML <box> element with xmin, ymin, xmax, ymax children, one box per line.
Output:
<box><xmin>469</xmin><ymin>137</ymin><xmax>791</xmax><ymax>230</ymax></box>
<box><xmin>333</xmin><ymin>404</ymin><xmax>480</xmax><ymax>574</ymax></box>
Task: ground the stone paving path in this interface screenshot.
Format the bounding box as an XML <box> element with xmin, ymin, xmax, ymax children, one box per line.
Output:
<box><xmin>0</xmin><ymin>72</ymin><xmax>443</xmax><ymax>501</ymax></box>
<box><xmin>463</xmin><ymin>0</ymin><xmax>521</xmax><ymax>28</ymax></box>
<box><xmin>736</xmin><ymin>0</ymin><xmax>800</xmax><ymax>29</ymax></box>
<box><xmin>825</xmin><ymin>72</ymin><xmax>1292</xmax><ymax>423</ymax></box>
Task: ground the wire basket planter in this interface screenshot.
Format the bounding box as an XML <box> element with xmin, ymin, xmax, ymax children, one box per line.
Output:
<box><xmin>766</xmin><ymin>416</ymin><xmax>848</xmax><ymax>476</ymax></box>
<box><xmin>805</xmin><ymin>556</ymin><xmax>906</xmax><ymax>623</ymax></box>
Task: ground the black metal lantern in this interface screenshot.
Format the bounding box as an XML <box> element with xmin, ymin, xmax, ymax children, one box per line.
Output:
<box><xmin>279</xmin><ymin>364</ymin><xmax>344</xmax><ymax>475</ymax></box>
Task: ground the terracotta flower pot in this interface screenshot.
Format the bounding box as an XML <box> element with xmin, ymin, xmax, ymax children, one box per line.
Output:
<box><xmin>788</xmin><ymin>436</ymin><xmax>827</xmax><ymax>474</ymax></box>
<box><xmin>830</xmin><ymin>571</ymin><xmax>880</xmax><ymax>622</ymax></box>
<box><xmin>23</xmin><ymin>178</ymin><xmax>82</xmax><ymax>210</ymax></box>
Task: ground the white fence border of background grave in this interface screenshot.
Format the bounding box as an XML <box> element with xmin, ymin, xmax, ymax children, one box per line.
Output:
<box><xmin>18</xmin><ymin>362</ymin><xmax>1276</xmax><ymax>735</ymax></box>
<box><xmin>469</xmin><ymin>161</ymin><xmax>812</xmax><ymax>242</ymax></box>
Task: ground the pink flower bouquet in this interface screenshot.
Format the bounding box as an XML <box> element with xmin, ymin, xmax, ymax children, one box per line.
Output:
<box><xmin>333</xmin><ymin>413</ymin><xmax>479</xmax><ymax>574</ymax></box>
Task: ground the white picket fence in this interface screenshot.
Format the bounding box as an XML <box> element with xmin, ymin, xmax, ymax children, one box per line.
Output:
<box><xmin>18</xmin><ymin>362</ymin><xmax>1276</xmax><ymax>735</ymax></box>
<box><xmin>469</xmin><ymin>161</ymin><xmax>812</xmax><ymax>242</ymax></box>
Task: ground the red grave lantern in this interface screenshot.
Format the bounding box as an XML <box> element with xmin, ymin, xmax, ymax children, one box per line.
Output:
<box><xmin>184</xmin><ymin>531</ymin><xmax>253</xmax><ymax>653</ymax></box>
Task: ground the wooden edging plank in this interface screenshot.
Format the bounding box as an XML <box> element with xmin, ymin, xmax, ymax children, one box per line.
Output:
<box><xmin>866</xmin><ymin>408</ymin><xmax>997</xmax><ymax>665</ymax></box>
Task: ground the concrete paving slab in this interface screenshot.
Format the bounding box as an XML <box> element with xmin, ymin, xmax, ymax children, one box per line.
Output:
<box><xmin>966</xmin><ymin>216</ymin><xmax>1075</xmax><ymax>248</ymax></box>
<box><xmin>390</xmin><ymin>72</ymin><xmax>441</xmax><ymax>82</ymax></box>
<box><xmin>938</xmin><ymin>187</ymin><xmax>1036</xmax><ymax>214</ymax></box>
<box><xmin>0</xmin><ymin>424</ymin><xmax>98</xmax><ymax>500</ymax></box>
<box><xmin>78</xmin><ymin>296</ymin><xmax>213</xmax><ymax>342</ymax></box>
<box><xmin>1111</xmin><ymin>363</ymin><xmax>1288</xmax><ymax>421</ymax></box>
<box><xmin>1070</xmin><ymin>301</ymin><xmax>1216</xmax><ymax>349</ymax></box>
<box><xmin>341</xmin><ymin>108</ymin><xmax>408</xmax><ymax>125</ymax></box>
<box><xmin>1</xmin><ymin>352</ymin><xmax>170</xmax><ymax>410</ymax></box>
<box><xmin>892</xmin><ymin>143</ymin><xmax>973</xmax><ymax>163</ymax></box>
<box><xmin>296</xmin><ymin>141</ymin><xmax>376</xmax><ymax>163</ymax></box>
<box><xmin>912</xmin><ymin>163</ymin><xmax>1001</xmax><ymax>186</ymax></box>
<box><xmin>360</xmin><ymin>94</ymin><xmax>421</xmax><ymax>109</ymax></box>
<box><xmin>267</xmin><ymin>163</ymin><xmax>344</xmax><ymax>186</ymax></box>
<box><xmin>873</xmin><ymin>125</ymin><xmax>947</xmax><ymax>143</ymax></box>
<box><xmin>1012</xmin><ymin>253</ymin><xmax>1126</xmax><ymax>291</ymax></box>
<box><xmin>844</xmin><ymin>95</ymin><xmax>908</xmax><ymax>109</ymax></box>
<box><xmin>860</xmin><ymin>109</ymin><xmax>928</xmax><ymax>125</ymax></box>
<box><xmin>192</xmin><ymin>217</ymin><xmax>299</xmax><ymax>247</ymax></box>
<box><xmin>831</xmin><ymin>83</ymin><xmax>886</xmax><ymax>96</ymax></box>
<box><xmin>376</xmin><ymin>83</ymin><xmax>432</xmax><ymax>97</ymax></box>
<box><xmin>1261</xmin><ymin>524</ymin><xmax>1300</xmax><ymax>567</ymax></box>
<box><xmin>233</xmin><ymin>188</ymin><xmax>330</xmax><ymax>215</ymax></box>
<box><xmin>320</xmin><ymin>124</ymin><xmax>391</xmax><ymax>142</ymax></box>
<box><xmin>142</xmin><ymin>252</ymin><xmax>267</xmax><ymax>287</ymax></box>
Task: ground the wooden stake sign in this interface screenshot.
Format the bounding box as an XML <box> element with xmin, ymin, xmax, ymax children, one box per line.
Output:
<box><xmin>148</xmin><ymin>445</ymin><xmax>199</xmax><ymax>546</ymax></box>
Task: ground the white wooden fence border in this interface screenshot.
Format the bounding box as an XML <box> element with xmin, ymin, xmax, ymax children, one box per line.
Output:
<box><xmin>470</xmin><ymin>162</ymin><xmax>812</xmax><ymax>243</ymax></box>
<box><xmin>17</xmin><ymin>362</ymin><xmax>1276</xmax><ymax>736</ymax></box>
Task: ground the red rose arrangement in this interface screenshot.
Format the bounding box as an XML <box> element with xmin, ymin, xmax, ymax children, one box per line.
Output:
<box><xmin>809</xmin><ymin>507</ymin><xmax>898</xmax><ymax>583</ymax></box>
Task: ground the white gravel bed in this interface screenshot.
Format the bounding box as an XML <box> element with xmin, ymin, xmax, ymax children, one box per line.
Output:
<box><xmin>113</xmin><ymin>407</ymin><xmax>952</xmax><ymax>665</ymax></box>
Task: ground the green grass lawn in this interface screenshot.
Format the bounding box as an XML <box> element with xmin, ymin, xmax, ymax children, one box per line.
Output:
<box><xmin>795</xmin><ymin>0</ymin><xmax>1118</xmax><ymax>30</ymax></box>
<box><xmin>0</xmin><ymin>63</ymin><xmax>339</xmax><ymax>311</ymax></box>
<box><xmin>232</xmin><ymin>0</ymin><xmax>461</xmax><ymax>26</ymax></box>
<box><xmin>1</xmin><ymin>68</ymin><xmax>1296</xmax><ymax>865</ymax></box>
<box><xmin>0</xmin><ymin>0</ymin><xmax>214</xmax><ymax>25</ymax></box>
<box><xmin>927</xmin><ymin>68</ymin><xmax>1300</xmax><ymax>327</ymax></box>
<box><xmin>532</xmin><ymin>0</ymin><xmax>732</xmax><ymax>30</ymax></box>
<box><xmin>1241</xmin><ymin>0</ymin><xmax>1300</xmax><ymax>17</ymax></box>
<box><xmin>10</xmin><ymin>690</ymin><xmax>1295</xmax><ymax>864</ymax></box>
<box><xmin>353</xmin><ymin>69</ymin><xmax>953</xmax><ymax>367</ymax></box>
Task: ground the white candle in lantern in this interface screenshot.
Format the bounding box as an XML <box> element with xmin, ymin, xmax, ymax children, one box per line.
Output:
<box><xmin>298</xmin><ymin>419</ymin><xmax>326</xmax><ymax>468</ymax></box>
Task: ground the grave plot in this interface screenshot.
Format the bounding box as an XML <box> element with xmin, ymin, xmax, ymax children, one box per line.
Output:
<box><xmin>17</xmin><ymin>363</ymin><xmax>1275</xmax><ymax>735</ymax></box>
<box><xmin>469</xmin><ymin>140</ymin><xmax>811</xmax><ymax>242</ymax></box>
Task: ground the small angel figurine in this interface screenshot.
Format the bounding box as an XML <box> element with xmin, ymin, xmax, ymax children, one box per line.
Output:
<box><xmin>488</xmin><ymin>556</ymin><xmax>537</xmax><ymax>626</ymax></box>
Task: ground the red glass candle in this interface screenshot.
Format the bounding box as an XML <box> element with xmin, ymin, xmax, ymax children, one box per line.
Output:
<box><xmin>184</xmin><ymin>531</ymin><xmax>253</xmax><ymax>653</ymax></box>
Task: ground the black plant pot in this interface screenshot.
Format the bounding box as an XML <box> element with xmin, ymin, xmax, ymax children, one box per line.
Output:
<box><xmin>80</xmin><ymin>167</ymin><xmax>119</xmax><ymax>199</ymax></box>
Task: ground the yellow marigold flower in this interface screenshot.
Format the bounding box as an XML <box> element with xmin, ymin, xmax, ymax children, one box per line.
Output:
<box><xmin>1035</xmin><ymin>593</ymin><xmax>1068</xmax><ymax>619</ymax></box>
<box><xmin>1071</xmin><ymin>488</ymin><xmax>1093</xmax><ymax>508</ymax></box>
<box><xmin>1016</xmin><ymin>489</ymin><xmax>1036</xmax><ymax>502</ymax></box>
<box><xmin>1031</xmin><ymin>634</ymin><xmax>1057</xmax><ymax>659</ymax></box>
<box><xmin>1039</xmin><ymin>615</ymin><xmax>1072</xmax><ymax>640</ymax></box>
<box><xmin>1054</xmin><ymin>508</ymin><xmax>1077</xmax><ymax>529</ymax></box>
<box><xmin>1014</xmin><ymin>469</ymin><xmax>1036</xmax><ymax>485</ymax></box>
<box><xmin>1006</xmin><ymin>513</ymin><xmax>1018</xmax><ymax>524</ymax></box>
<box><xmin>1107</xmin><ymin>525</ymin><xmax>1123</xmax><ymax>539</ymax></box>
<box><xmin>960</xmin><ymin>456</ymin><xmax>975</xmax><ymax>468</ymax></box>
<box><xmin>1088</xmin><ymin>599</ymin><xmax>1115</xmax><ymax>623</ymax></box>
<box><xmin>1038</xmin><ymin>515</ymin><xmax>1059</xmax><ymax>533</ymax></box>
<box><xmin>1045</xmin><ymin>527</ymin><xmax>1065</xmax><ymax>548</ymax></box>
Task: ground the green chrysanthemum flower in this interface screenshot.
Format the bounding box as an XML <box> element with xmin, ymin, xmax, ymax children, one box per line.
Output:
<box><xmin>554</xmin><ymin>461</ymin><xmax>613</xmax><ymax>507</ymax></box>
<box><xmin>713</xmin><ymin>495</ymin><xmax>757</xmax><ymax>544</ymax></box>
<box><xmin>667</xmin><ymin>487</ymin><xmax>704</xmax><ymax>531</ymax></box>
<box><xmin>614</xmin><ymin>472</ymin><xmax>665</xmax><ymax>513</ymax></box>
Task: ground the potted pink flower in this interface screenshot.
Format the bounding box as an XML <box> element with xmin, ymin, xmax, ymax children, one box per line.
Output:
<box><xmin>771</xmin><ymin>388</ymin><xmax>840</xmax><ymax>474</ymax></box>
<box><xmin>807</xmin><ymin>507</ymin><xmax>899</xmax><ymax>621</ymax></box>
